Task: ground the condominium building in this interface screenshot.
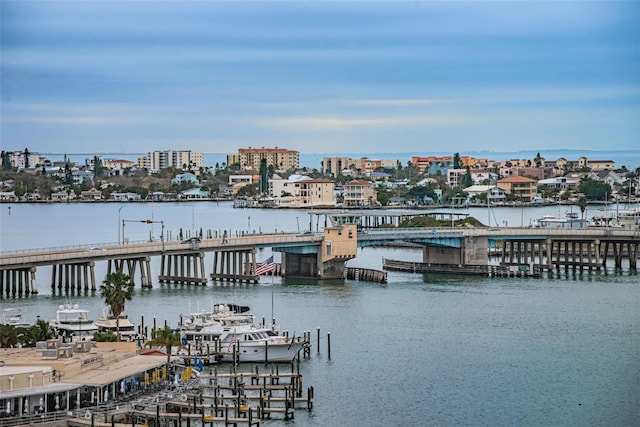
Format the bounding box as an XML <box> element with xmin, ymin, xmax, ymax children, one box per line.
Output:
<box><xmin>138</xmin><ymin>150</ymin><xmax>204</xmax><ymax>171</ymax></box>
<box><xmin>322</xmin><ymin>157</ymin><xmax>353</xmax><ymax>177</ymax></box>
<box><xmin>238</xmin><ymin>147</ymin><xmax>299</xmax><ymax>172</ymax></box>
<box><xmin>497</xmin><ymin>176</ymin><xmax>538</xmax><ymax>202</ymax></box>
<box><xmin>7</xmin><ymin>150</ymin><xmax>46</xmax><ymax>168</ymax></box>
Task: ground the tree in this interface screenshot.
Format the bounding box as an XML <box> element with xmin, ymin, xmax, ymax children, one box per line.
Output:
<box><xmin>534</xmin><ymin>152</ymin><xmax>542</xmax><ymax>168</ymax></box>
<box><xmin>24</xmin><ymin>147</ymin><xmax>30</xmax><ymax>168</ymax></box>
<box><xmin>146</xmin><ymin>325</ymin><xmax>182</xmax><ymax>367</ymax></box>
<box><xmin>259</xmin><ymin>159</ymin><xmax>268</xmax><ymax>193</ymax></box>
<box><xmin>100</xmin><ymin>272</ymin><xmax>134</xmax><ymax>341</ymax></box>
<box><xmin>462</xmin><ymin>167</ymin><xmax>473</xmax><ymax>188</ymax></box>
<box><xmin>577</xmin><ymin>196</ymin><xmax>588</xmax><ymax>223</ymax></box>
<box><xmin>453</xmin><ymin>153</ymin><xmax>461</xmax><ymax>169</ymax></box>
<box><xmin>578</xmin><ymin>178</ymin><xmax>612</xmax><ymax>201</ymax></box>
<box><xmin>0</xmin><ymin>324</ymin><xmax>18</xmax><ymax>348</ymax></box>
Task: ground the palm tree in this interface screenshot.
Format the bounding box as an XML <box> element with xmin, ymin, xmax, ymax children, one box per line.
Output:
<box><xmin>100</xmin><ymin>271</ymin><xmax>134</xmax><ymax>341</ymax></box>
<box><xmin>146</xmin><ymin>325</ymin><xmax>182</xmax><ymax>367</ymax></box>
<box><xmin>577</xmin><ymin>196</ymin><xmax>588</xmax><ymax>226</ymax></box>
<box><xmin>0</xmin><ymin>324</ymin><xmax>18</xmax><ymax>348</ymax></box>
<box><xmin>21</xmin><ymin>319</ymin><xmax>55</xmax><ymax>346</ymax></box>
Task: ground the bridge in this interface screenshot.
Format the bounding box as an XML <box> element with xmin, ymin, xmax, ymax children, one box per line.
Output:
<box><xmin>1</xmin><ymin>216</ymin><xmax>639</xmax><ymax>295</ymax></box>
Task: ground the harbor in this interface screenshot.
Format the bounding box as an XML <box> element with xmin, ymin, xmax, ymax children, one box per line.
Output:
<box><xmin>1</xmin><ymin>202</ymin><xmax>639</xmax><ymax>426</ymax></box>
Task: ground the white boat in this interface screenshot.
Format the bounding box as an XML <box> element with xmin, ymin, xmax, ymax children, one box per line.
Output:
<box><xmin>532</xmin><ymin>212</ymin><xmax>587</xmax><ymax>229</ymax></box>
<box><xmin>2</xmin><ymin>308</ymin><xmax>31</xmax><ymax>327</ymax></box>
<box><xmin>589</xmin><ymin>207</ymin><xmax>640</xmax><ymax>229</ymax></box>
<box><xmin>95</xmin><ymin>306</ymin><xmax>138</xmax><ymax>341</ymax></box>
<box><xmin>181</xmin><ymin>322</ymin><xmax>307</xmax><ymax>363</ymax></box>
<box><xmin>179</xmin><ymin>303</ymin><xmax>254</xmax><ymax>331</ymax></box>
<box><xmin>50</xmin><ymin>303</ymin><xmax>98</xmax><ymax>341</ymax></box>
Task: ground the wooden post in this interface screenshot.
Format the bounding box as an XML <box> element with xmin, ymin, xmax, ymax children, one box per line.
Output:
<box><xmin>327</xmin><ymin>332</ymin><xmax>331</xmax><ymax>359</ymax></box>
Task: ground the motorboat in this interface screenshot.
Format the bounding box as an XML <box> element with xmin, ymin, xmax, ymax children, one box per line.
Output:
<box><xmin>95</xmin><ymin>305</ymin><xmax>138</xmax><ymax>341</ymax></box>
<box><xmin>50</xmin><ymin>303</ymin><xmax>98</xmax><ymax>341</ymax></box>
<box><xmin>531</xmin><ymin>212</ymin><xmax>586</xmax><ymax>229</ymax></box>
<box><xmin>2</xmin><ymin>308</ymin><xmax>31</xmax><ymax>327</ymax></box>
<box><xmin>589</xmin><ymin>207</ymin><xmax>639</xmax><ymax>229</ymax></box>
<box><xmin>179</xmin><ymin>303</ymin><xmax>254</xmax><ymax>331</ymax></box>
<box><xmin>180</xmin><ymin>322</ymin><xmax>307</xmax><ymax>363</ymax></box>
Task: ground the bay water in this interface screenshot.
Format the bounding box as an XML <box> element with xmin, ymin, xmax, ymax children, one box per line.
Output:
<box><xmin>1</xmin><ymin>202</ymin><xmax>639</xmax><ymax>426</ymax></box>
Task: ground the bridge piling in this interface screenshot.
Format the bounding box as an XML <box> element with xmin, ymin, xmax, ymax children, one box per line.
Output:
<box><xmin>159</xmin><ymin>253</ymin><xmax>207</xmax><ymax>285</ymax></box>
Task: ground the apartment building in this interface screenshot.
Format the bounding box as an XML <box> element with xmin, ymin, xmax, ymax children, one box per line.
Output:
<box><xmin>497</xmin><ymin>176</ymin><xmax>538</xmax><ymax>202</ymax></box>
<box><xmin>138</xmin><ymin>150</ymin><xmax>204</xmax><ymax>171</ymax></box>
<box><xmin>7</xmin><ymin>150</ymin><xmax>46</xmax><ymax>168</ymax></box>
<box><xmin>322</xmin><ymin>157</ymin><xmax>353</xmax><ymax>177</ymax></box>
<box><xmin>238</xmin><ymin>147</ymin><xmax>299</xmax><ymax>172</ymax></box>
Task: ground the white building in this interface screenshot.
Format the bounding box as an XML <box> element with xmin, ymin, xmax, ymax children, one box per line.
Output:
<box><xmin>138</xmin><ymin>150</ymin><xmax>204</xmax><ymax>170</ymax></box>
<box><xmin>8</xmin><ymin>150</ymin><xmax>45</xmax><ymax>168</ymax></box>
<box><xmin>463</xmin><ymin>185</ymin><xmax>506</xmax><ymax>203</ymax></box>
<box><xmin>269</xmin><ymin>174</ymin><xmax>335</xmax><ymax>207</ymax></box>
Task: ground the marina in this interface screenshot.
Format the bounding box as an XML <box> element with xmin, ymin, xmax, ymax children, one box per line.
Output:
<box><xmin>1</xmin><ymin>202</ymin><xmax>639</xmax><ymax>426</ymax></box>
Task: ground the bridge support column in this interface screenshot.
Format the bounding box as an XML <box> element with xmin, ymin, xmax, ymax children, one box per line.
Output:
<box><xmin>0</xmin><ymin>267</ymin><xmax>37</xmax><ymax>296</ymax></box>
<box><xmin>107</xmin><ymin>257</ymin><xmax>153</xmax><ymax>288</ymax></box>
<box><xmin>50</xmin><ymin>262</ymin><xmax>95</xmax><ymax>294</ymax></box>
<box><xmin>159</xmin><ymin>253</ymin><xmax>207</xmax><ymax>285</ymax></box>
<box><xmin>210</xmin><ymin>248</ymin><xmax>258</xmax><ymax>284</ymax></box>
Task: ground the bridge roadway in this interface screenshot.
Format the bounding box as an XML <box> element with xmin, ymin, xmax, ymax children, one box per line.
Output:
<box><xmin>2</xmin><ymin>227</ymin><xmax>638</xmax><ymax>270</ymax></box>
<box><xmin>0</xmin><ymin>232</ymin><xmax>323</xmax><ymax>270</ymax></box>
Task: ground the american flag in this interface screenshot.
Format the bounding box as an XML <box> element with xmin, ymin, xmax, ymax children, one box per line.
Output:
<box><xmin>255</xmin><ymin>256</ymin><xmax>275</xmax><ymax>275</ymax></box>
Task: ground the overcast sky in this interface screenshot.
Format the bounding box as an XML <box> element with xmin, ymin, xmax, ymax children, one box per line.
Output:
<box><xmin>1</xmin><ymin>1</ymin><xmax>639</xmax><ymax>155</ymax></box>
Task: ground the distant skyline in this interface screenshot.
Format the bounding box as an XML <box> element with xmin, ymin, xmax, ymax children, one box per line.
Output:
<box><xmin>1</xmin><ymin>1</ymin><xmax>639</xmax><ymax>155</ymax></box>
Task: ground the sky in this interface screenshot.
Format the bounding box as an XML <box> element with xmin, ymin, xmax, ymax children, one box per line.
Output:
<box><xmin>1</xmin><ymin>1</ymin><xmax>639</xmax><ymax>156</ymax></box>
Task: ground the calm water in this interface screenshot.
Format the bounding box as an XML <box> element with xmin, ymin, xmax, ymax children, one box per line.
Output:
<box><xmin>1</xmin><ymin>202</ymin><xmax>639</xmax><ymax>426</ymax></box>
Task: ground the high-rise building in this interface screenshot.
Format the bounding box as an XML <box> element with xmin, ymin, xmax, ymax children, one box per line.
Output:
<box><xmin>138</xmin><ymin>150</ymin><xmax>204</xmax><ymax>170</ymax></box>
<box><xmin>238</xmin><ymin>147</ymin><xmax>299</xmax><ymax>171</ymax></box>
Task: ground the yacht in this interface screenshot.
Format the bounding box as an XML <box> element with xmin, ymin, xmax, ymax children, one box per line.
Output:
<box><xmin>531</xmin><ymin>212</ymin><xmax>586</xmax><ymax>229</ymax></box>
<box><xmin>2</xmin><ymin>308</ymin><xmax>31</xmax><ymax>327</ymax></box>
<box><xmin>50</xmin><ymin>303</ymin><xmax>98</xmax><ymax>341</ymax></box>
<box><xmin>180</xmin><ymin>322</ymin><xmax>307</xmax><ymax>363</ymax></box>
<box><xmin>179</xmin><ymin>303</ymin><xmax>254</xmax><ymax>331</ymax></box>
<box><xmin>94</xmin><ymin>305</ymin><xmax>138</xmax><ymax>341</ymax></box>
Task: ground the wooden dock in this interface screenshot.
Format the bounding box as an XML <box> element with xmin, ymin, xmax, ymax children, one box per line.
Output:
<box><xmin>382</xmin><ymin>258</ymin><xmax>541</xmax><ymax>278</ymax></box>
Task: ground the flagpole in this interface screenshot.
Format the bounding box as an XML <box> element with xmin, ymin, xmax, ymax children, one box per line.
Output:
<box><xmin>271</xmin><ymin>266</ymin><xmax>275</xmax><ymax>330</ymax></box>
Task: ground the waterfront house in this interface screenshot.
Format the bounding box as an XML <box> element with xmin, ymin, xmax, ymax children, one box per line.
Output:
<box><xmin>51</xmin><ymin>191</ymin><xmax>74</xmax><ymax>202</ymax></box>
<box><xmin>343</xmin><ymin>179</ymin><xmax>377</xmax><ymax>207</ymax></box>
<box><xmin>463</xmin><ymin>185</ymin><xmax>507</xmax><ymax>204</ymax></box>
<box><xmin>111</xmin><ymin>192</ymin><xmax>141</xmax><ymax>202</ymax></box>
<box><xmin>180</xmin><ymin>188</ymin><xmax>209</xmax><ymax>199</ymax></box>
<box><xmin>171</xmin><ymin>172</ymin><xmax>198</xmax><ymax>185</ymax></box>
<box><xmin>0</xmin><ymin>191</ymin><xmax>17</xmax><ymax>201</ymax></box>
<box><xmin>80</xmin><ymin>188</ymin><xmax>103</xmax><ymax>201</ymax></box>
<box><xmin>269</xmin><ymin>174</ymin><xmax>335</xmax><ymax>207</ymax></box>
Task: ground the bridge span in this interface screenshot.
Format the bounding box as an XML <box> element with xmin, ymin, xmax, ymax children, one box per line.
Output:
<box><xmin>1</xmin><ymin>225</ymin><xmax>638</xmax><ymax>296</ymax></box>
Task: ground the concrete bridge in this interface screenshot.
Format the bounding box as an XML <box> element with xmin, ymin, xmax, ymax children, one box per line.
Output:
<box><xmin>2</xmin><ymin>217</ymin><xmax>639</xmax><ymax>296</ymax></box>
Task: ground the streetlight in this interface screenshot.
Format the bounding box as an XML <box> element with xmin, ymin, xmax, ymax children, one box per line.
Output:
<box><xmin>248</xmin><ymin>216</ymin><xmax>251</xmax><ymax>232</ymax></box>
<box><xmin>117</xmin><ymin>206</ymin><xmax>126</xmax><ymax>244</ymax></box>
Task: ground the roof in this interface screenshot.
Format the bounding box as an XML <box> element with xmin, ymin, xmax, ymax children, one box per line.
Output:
<box><xmin>345</xmin><ymin>180</ymin><xmax>373</xmax><ymax>186</ymax></box>
<box><xmin>463</xmin><ymin>185</ymin><xmax>500</xmax><ymax>192</ymax></box>
<box><xmin>63</xmin><ymin>354</ymin><xmax>167</xmax><ymax>387</ymax></box>
<box><xmin>497</xmin><ymin>176</ymin><xmax>536</xmax><ymax>183</ymax></box>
